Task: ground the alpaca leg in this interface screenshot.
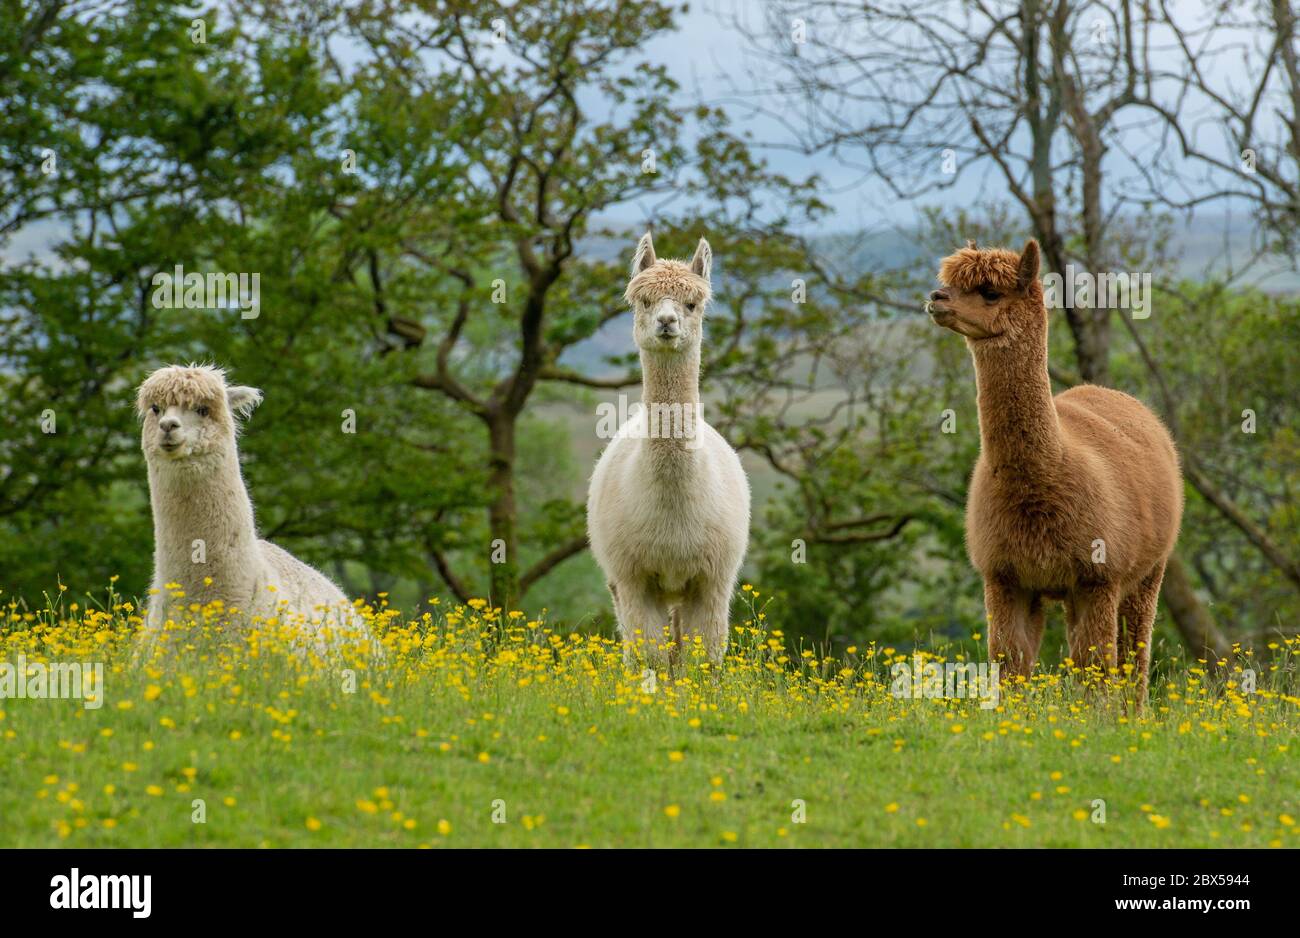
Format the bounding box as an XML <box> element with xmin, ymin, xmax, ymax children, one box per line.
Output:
<box><xmin>612</xmin><ymin>581</ymin><xmax>672</xmax><ymax>669</ymax></box>
<box><xmin>1024</xmin><ymin>593</ymin><xmax>1046</xmax><ymax>665</ymax></box>
<box><xmin>668</xmin><ymin>608</ymin><xmax>682</xmax><ymax>673</ymax></box>
<box><xmin>134</xmin><ymin>602</ymin><xmax>165</xmax><ymax>664</ymax></box>
<box><xmin>676</xmin><ymin>587</ymin><xmax>733</xmax><ymax>667</ymax></box>
<box><xmin>984</xmin><ymin>577</ymin><xmax>1040</xmax><ymax>681</ymax></box>
<box><xmin>1065</xmin><ymin>582</ymin><xmax>1122</xmax><ymax>687</ymax></box>
<box><xmin>1118</xmin><ymin>562</ymin><xmax>1165</xmax><ymax>706</ymax></box>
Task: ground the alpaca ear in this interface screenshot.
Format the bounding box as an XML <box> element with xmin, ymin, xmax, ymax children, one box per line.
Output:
<box><xmin>1017</xmin><ymin>239</ymin><xmax>1041</xmax><ymax>290</ymax></box>
<box><xmin>690</xmin><ymin>238</ymin><xmax>712</xmax><ymax>281</ymax></box>
<box><xmin>632</xmin><ymin>231</ymin><xmax>656</xmax><ymax>274</ymax></box>
<box><xmin>226</xmin><ymin>385</ymin><xmax>263</xmax><ymax>420</ymax></box>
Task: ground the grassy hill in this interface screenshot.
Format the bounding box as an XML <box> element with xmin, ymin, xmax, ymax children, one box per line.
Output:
<box><xmin>2</xmin><ymin>593</ymin><xmax>1296</xmax><ymax>847</ymax></box>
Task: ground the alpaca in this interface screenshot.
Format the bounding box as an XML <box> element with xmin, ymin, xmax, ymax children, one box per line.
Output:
<box><xmin>137</xmin><ymin>364</ymin><xmax>366</xmax><ymax>652</ymax></box>
<box><xmin>587</xmin><ymin>232</ymin><xmax>751</xmax><ymax>668</ymax></box>
<box><xmin>926</xmin><ymin>240</ymin><xmax>1182</xmax><ymax>701</ymax></box>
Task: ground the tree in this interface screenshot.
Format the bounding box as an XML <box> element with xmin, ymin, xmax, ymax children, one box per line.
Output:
<box><xmin>319</xmin><ymin>0</ymin><xmax>832</xmax><ymax>608</ymax></box>
<box><xmin>0</xmin><ymin>2</ymin><xmax>477</xmax><ymax>599</ymax></box>
<box><xmin>1138</xmin><ymin>1</ymin><xmax>1300</xmax><ymax>258</ymax></box>
<box><xmin>0</xmin><ymin>0</ymin><xmax>275</xmax><ymax>592</ymax></box>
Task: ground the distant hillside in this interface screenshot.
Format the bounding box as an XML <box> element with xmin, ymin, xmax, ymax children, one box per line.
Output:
<box><xmin>556</xmin><ymin>213</ymin><xmax>1299</xmax><ymax>379</ymax></box>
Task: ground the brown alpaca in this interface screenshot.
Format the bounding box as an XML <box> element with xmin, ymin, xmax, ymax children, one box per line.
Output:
<box><xmin>926</xmin><ymin>239</ymin><xmax>1182</xmax><ymax>701</ymax></box>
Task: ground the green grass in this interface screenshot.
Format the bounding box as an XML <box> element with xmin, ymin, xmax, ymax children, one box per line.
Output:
<box><xmin>1</xmin><ymin>590</ymin><xmax>1296</xmax><ymax>847</ymax></box>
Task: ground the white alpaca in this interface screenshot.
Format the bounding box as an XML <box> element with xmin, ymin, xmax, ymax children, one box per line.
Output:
<box><xmin>137</xmin><ymin>364</ymin><xmax>366</xmax><ymax>651</ymax></box>
<box><xmin>587</xmin><ymin>232</ymin><xmax>751</xmax><ymax>667</ymax></box>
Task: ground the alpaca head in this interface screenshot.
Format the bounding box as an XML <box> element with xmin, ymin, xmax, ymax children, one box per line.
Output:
<box><xmin>624</xmin><ymin>231</ymin><xmax>712</xmax><ymax>355</ymax></box>
<box><xmin>137</xmin><ymin>364</ymin><xmax>262</xmax><ymax>467</ymax></box>
<box><xmin>926</xmin><ymin>239</ymin><xmax>1044</xmax><ymax>347</ymax></box>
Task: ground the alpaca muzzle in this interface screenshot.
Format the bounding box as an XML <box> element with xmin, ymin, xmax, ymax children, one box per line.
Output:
<box><xmin>655</xmin><ymin>312</ymin><xmax>681</xmax><ymax>340</ymax></box>
<box><xmin>924</xmin><ymin>288</ymin><xmax>952</xmax><ymax>319</ymax></box>
<box><xmin>157</xmin><ymin>429</ymin><xmax>187</xmax><ymax>456</ymax></box>
<box><xmin>926</xmin><ymin>288</ymin><xmax>951</xmax><ymax>316</ymax></box>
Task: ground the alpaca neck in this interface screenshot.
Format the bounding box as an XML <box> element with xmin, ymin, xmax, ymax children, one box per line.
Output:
<box><xmin>148</xmin><ymin>448</ymin><xmax>259</xmax><ymax>593</ymax></box>
<box><xmin>639</xmin><ymin>344</ymin><xmax>702</xmax><ymax>466</ymax></box>
<box><xmin>970</xmin><ymin>328</ymin><xmax>1064</xmax><ymax>473</ymax></box>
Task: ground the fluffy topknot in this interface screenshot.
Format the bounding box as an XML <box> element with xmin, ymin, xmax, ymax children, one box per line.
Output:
<box><xmin>625</xmin><ymin>259</ymin><xmax>711</xmax><ymax>308</ymax></box>
<box><xmin>136</xmin><ymin>364</ymin><xmax>229</xmax><ymax>415</ymax></box>
<box><xmin>137</xmin><ymin>363</ymin><xmax>264</xmax><ymax>436</ymax></box>
<box><xmin>937</xmin><ymin>243</ymin><xmax>1025</xmax><ymax>293</ymax></box>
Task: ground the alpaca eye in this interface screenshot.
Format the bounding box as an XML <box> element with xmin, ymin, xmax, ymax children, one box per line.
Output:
<box><xmin>686</xmin><ymin>302</ymin><xmax>697</xmax><ymax>311</ymax></box>
<box><xmin>196</xmin><ymin>405</ymin><xmax>210</xmax><ymax>417</ymax></box>
<box><xmin>150</xmin><ymin>405</ymin><xmax>160</xmax><ymax>415</ymax></box>
<box><xmin>978</xmin><ymin>287</ymin><xmax>1002</xmax><ymax>302</ymax></box>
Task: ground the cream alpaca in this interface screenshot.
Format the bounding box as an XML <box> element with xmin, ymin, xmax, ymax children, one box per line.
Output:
<box><xmin>137</xmin><ymin>364</ymin><xmax>365</xmax><ymax>650</ymax></box>
<box><xmin>927</xmin><ymin>240</ymin><xmax>1182</xmax><ymax>702</ymax></box>
<box><xmin>587</xmin><ymin>232</ymin><xmax>751</xmax><ymax>667</ymax></box>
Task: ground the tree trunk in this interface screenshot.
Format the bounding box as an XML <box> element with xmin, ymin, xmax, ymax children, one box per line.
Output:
<box><xmin>486</xmin><ymin>412</ymin><xmax>520</xmax><ymax>610</ymax></box>
<box><xmin>1071</xmin><ymin>130</ymin><xmax>1112</xmax><ymax>386</ymax></box>
<box><xmin>1160</xmin><ymin>553</ymin><xmax>1233</xmax><ymax>665</ymax></box>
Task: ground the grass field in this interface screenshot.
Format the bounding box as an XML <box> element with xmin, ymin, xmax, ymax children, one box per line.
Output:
<box><xmin>1</xmin><ymin>584</ymin><xmax>1297</xmax><ymax>848</ymax></box>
